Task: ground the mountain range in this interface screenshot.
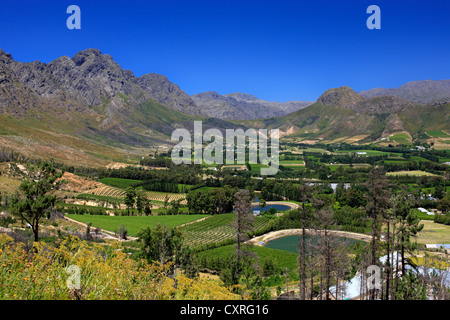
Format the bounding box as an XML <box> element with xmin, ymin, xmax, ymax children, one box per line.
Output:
<box><xmin>0</xmin><ymin>48</ymin><xmax>449</xmax><ymax>165</ymax></box>
<box><xmin>191</xmin><ymin>91</ymin><xmax>313</xmax><ymax>120</ymax></box>
<box><xmin>359</xmin><ymin>80</ymin><xmax>450</xmax><ymax>105</ymax></box>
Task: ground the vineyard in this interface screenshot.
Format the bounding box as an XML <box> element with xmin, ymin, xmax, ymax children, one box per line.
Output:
<box><xmin>179</xmin><ymin>213</ymin><xmax>271</xmax><ymax>248</ymax></box>
<box><xmin>87</xmin><ymin>186</ymin><xmax>186</xmax><ymax>204</ymax></box>
<box><xmin>143</xmin><ymin>191</ymin><xmax>187</xmax><ymax>204</ymax></box>
<box><xmin>89</xmin><ymin>186</ymin><xmax>126</xmax><ymax>198</ymax></box>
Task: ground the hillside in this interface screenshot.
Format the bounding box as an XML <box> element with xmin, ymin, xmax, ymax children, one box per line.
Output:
<box><xmin>247</xmin><ymin>86</ymin><xmax>450</xmax><ymax>145</ymax></box>
<box><xmin>0</xmin><ymin>48</ymin><xmax>243</xmax><ymax>166</ymax></box>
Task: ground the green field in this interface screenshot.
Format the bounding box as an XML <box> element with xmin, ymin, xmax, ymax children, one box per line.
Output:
<box><xmin>335</xmin><ymin>150</ymin><xmax>401</xmax><ymax>156</ymax></box>
<box><xmin>248</xmin><ymin>163</ymin><xmax>270</xmax><ymax>174</ymax></box>
<box><xmin>66</xmin><ymin>214</ymin><xmax>207</xmax><ymax>237</ymax></box>
<box><xmin>386</xmin><ymin>170</ymin><xmax>440</xmax><ymax>177</ymax></box>
<box><xmin>389</xmin><ymin>133</ymin><xmax>413</xmax><ymax>146</ymax></box>
<box><xmin>326</xmin><ymin>164</ymin><xmax>349</xmax><ymax>171</ymax></box>
<box><xmin>426</xmin><ymin>130</ymin><xmax>450</xmax><ymax>138</ymax></box>
<box><xmin>410</xmin><ymin>156</ymin><xmax>430</xmax><ymax>162</ymax></box>
<box><xmin>197</xmin><ymin>244</ymin><xmax>299</xmax><ymax>275</ymax></box>
<box><xmin>99</xmin><ymin>177</ymin><xmax>143</xmax><ymax>189</ymax></box>
<box><xmin>279</xmin><ymin>160</ymin><xmax>304</xmax><ymax>165</ymax></box>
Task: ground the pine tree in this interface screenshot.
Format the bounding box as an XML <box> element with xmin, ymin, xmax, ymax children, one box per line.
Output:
<box><xmin>10</xmin><ymin>160</ymin><xmax>63</xmax><ymax>242</ymax></box>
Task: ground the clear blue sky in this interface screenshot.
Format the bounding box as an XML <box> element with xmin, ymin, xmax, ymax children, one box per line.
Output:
<box><xmin>1</xmin><ymin>0</ymin><xmax>449</xmax><ymax>102</ymax></box>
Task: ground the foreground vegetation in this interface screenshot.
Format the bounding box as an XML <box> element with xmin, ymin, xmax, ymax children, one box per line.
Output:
<box><xmin>0</xmin><ymin>233</ymin><xmax>239</xmax><ymax>300</ymax></box>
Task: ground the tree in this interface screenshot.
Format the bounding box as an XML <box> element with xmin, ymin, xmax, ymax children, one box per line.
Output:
<box><xmin>298</xmin><ymin>181</ymin><xmax>313</xmax><ymax>300</ymax></box>
<box><xmin>168</xmin><ymin>199</ymin><xmax>182</xmax><ymax>215</ymax></box>
<box><xmin>394</xmin><ymin>270</ymin><xmax>427</xmax><ymax>300</ymax></box>
<box><xmin>232</xmin><ymin>189</ymin><xmax>254</xmax><ymax>276</ymax></box>
<box><xmin>163</xmin><ymin>194</ymin><xmax>170</xmax><ymax>215</ymax></box>
<box><xmin>135</xmin><ymin>190</ymin><xmax>147</xmax><ymax>215</ymax></box>
<box><xmin>364</xmin><ymin>168</ymin><xmax>391</xmax><ymax>267</ymax></box>
<box><xmin>136</xmin><ymin>223</ymin><xmax>184</xmax><ymax>265</ymax></box>
<box><xmin>392</xmin><ymin>189</ymin><xmax>424</xmax><ymax>277</ymax></box>
<box><xmin>313</xmin><ymin>207</ymin><xmax>337</xmax><ymax>300</ymax></box>
<box><xmin>124</xmin><ymin>186</ymin><xmax>136</xmax><ymax>214</ymax></box>
<box><xmin>259</xmin><ymin>198</ymin><xmax>266</xmax><ymax>209</ymax></box>
<box><xmin>10</xmin><ymin>160</ymin><xmax>63</xmax><ymax>242</ymax></box>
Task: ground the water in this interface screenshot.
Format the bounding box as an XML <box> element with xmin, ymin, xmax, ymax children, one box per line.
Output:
<box><xmin>264</xmin><ymin>235</ymin><xmax>365</xmax><ymax>254</ymax></box>
<box><xmin>251</xmin><ymin>204</ymin><xmax>291</xmax><ymax>212</ymax></box>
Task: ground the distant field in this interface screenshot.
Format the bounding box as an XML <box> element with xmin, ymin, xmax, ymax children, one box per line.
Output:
<box><xmin>66</xmin><ymin>214</ymin><xmax>207</xmax><ymax>237</ymax></box>
<box><xmin>389</xmin><ymin>133</ymin><xmax>413</xmax><ymax>146</ymax></box>
<box><xmin>383</xmin><ymin>157</ymin><xmax>409</xmax><ymax>164</ymax></box>
<box><xmin>416</xmin><ymin>220</ymin><xmax>450</xmax><ymax>244</ymax></box>
<box><xmin>280</xmin><ymin>160</ymin><xmax>304</xmax><ymax>165</ymax></box>
<box><xmin>386</xmin><ymin>170</ymin><xmax>440</xmax><ymax>177</ymax></box>
<box><xmin>249</xmin><ymin>163</ymin><xmax>270</xmax><ymax>174</ymax></box>
<box><xmin>410</xmin><ymin>156</ymin><xmax>430</xmax><ymax>162</ymax></box>
<box><xmin>335</xmin><ymin>150</ymin><xmax>400</xmax><ymax>156</ymax></box>
<box><xmin>426</xmin><ymin>130</ymin><xmax>450</xmax><ymax>138</ymax></box>
<box><xmin>99</xmin><ymin>177</ymin><xmax>143</xmax><ymax>189</ymax></box>
<box><xmin>326</xmin><ymin>164</ymin><xmax>349</xmax><ymax>171</ymax></box>
<box><xmin>301</xmin><ymin>147</ymin><xmax>328</xmax><ymax>154</ymax></box>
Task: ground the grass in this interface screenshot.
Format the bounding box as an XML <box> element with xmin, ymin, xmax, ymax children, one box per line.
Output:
<box><xmin>335</xmin><ymin>149</ymin><xmax>397</xmax><ymax>156</ymax></box>
<box><xmin>197</xmin><ymin>244</ymin><xmax>299</xmax><ymax>274</ymax></box>
<box><xmin>249</xmin><ymin>163</ymin><xmax>270</xmax><ymax>174</ymax></box>
<box><xmin>66</xmin><ymin>214</ymin><xmax>207</xmax><ymax>237</ymax></box>
<box><xmin>386</xmin><ymin>170</ymin><xmax>440</xmax><ymax>177</ymax></box>
<box><xmin>389</xmin><ymin>132</ymin><xmax>413</xmax><ymax>146</ymax></box>
<box><xmin>426</xmin><ymin>130</ymin><xmax>450</xmax><ymax>138</ymax></box>
<box><xmin>279</xmin><ymin>160</ymin><xmax>304</xmax><ymax>165</ymax></box>
<box><xmin>326</xmin><ymin>164</ymin><xmax>349</xmax><ymax>171</ymax></box>
<box><xmin>410</xmin><ymin>256</ymin><xmax>450</xmax><ymax>269</ymax></box>
<box><xmin>416</xmin><ymin>220</ymin><xmax>450</xmax><ymax>244</ymax></box>
<box><xmin>76</xmin><ymin>193</ymin><xmax>124</xmax><ymax>202</ymax></box>
<box><xmin>410</xmin><ymin>156</ymin><xmax>430</xmax><ymax>162</ymax></box>
<box><xmin>98</xmin><ymin>177</ymin><xmax>143</xmax><ymax>189</ymax></box>
<box><xmin>0</xmin><ymin>175</ymin><xmax>22</xmax><ymax>194</ymax></box>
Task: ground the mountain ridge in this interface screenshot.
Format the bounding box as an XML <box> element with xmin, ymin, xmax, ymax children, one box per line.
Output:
<box><xmin>191</xmin><ymin>90</ymin><xmax>313</xmax><ymax>120</ymax></box>
<box><xmin>359</xmin><ymin>79</ymin><xmax>450</xmax><ymax>104</ymax></box>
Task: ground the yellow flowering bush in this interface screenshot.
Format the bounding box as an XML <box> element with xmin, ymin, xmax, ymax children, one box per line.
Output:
<box><xmin>0</xmin><ymin>234</ymin><xmax>240</xmax><ymax>300</ymax></box>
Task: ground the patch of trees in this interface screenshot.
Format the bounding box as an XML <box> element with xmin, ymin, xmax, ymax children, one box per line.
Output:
<box><xmin>186</xmin><ymin>186</ymin><xmax>237</xmax><ymax>214</ymax></box>
<box><xmin>139</xmin><ymin>157</ymin><xmax>174</xmax><ymax>168</ymax></box>
<box><xmin>97</xmin><ymin>166</ymin><xmax>202</xmax><ymax>185</ymax></box>
<box><xmin>60</xmin><ymin>205</ymin><xmax>108</xmax><ymax>216</ymax></box>
<box><xmin>434</xmin><ymin>213</ymin><xmax>450</xmax><ymax>225</ymax></box>
<box><xmin>135</xmin><ymin>224</ymin><xmax>198</xmax><ymax>278</ymax></box>
<box><xmin>136</xmin><ymin>180</ymin><xmax>187</xmax><ymax>194</ymax></box>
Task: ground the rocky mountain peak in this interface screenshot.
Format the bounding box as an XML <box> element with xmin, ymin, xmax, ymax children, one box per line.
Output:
<box><xmin>225</xmin><ymin>92</ymin><xmax>260</xmax><ymax>102</ymax></box>
<box><xmin>71</xmin><ymin>48</ymin><xmax>104</xmax><ymax>66</ymax></box>
<box><xmin>317</xmin><ymin>86</ymin><xmax>365</xmax><ymax>108</ymax></box>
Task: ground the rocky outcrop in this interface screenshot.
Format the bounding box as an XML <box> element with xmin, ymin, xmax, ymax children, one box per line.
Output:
<box><xmin>317</xmin><ymin>86</ymin><xmax>365</xmax><ymax>109</ymax></box>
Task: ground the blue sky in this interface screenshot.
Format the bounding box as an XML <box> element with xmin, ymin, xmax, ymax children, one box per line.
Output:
<box><xmin>1</xmin><ymin>0</ymin><xmax>449</xmax><ymax>102</ymax></box>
